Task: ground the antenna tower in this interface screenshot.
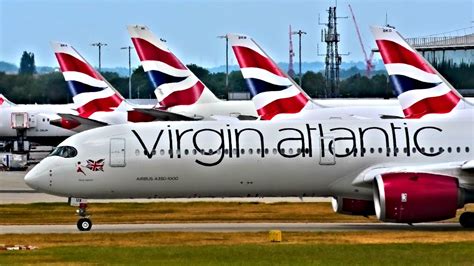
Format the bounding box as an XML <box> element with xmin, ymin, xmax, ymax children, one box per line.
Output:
<box><xmin>288</xmin><ymin>25</ymin><xmax>296</xmax><ymax>77</ymax></box>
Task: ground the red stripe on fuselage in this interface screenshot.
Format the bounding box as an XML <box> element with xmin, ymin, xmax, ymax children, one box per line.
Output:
<box><xmin>257</xmin><ymin>92</ymin><xmax>308</xmax><ymax>120</ymax></box>
<box><xmin>402</xmin><ymin>90</ymin><xmax>461</xmax><ymax>118</ymax></box>
<box><xmin>376</xmin><ymin>40</ymin><xmax>436</xmax><ymax>74</ymax></box>
<box><xmin>55</xmin><ymin>53</ymin><xmax>102</xmax><ymax>80</ymax></box>
<box><xmin>159</xmin><ymin>81</ymin><xmax>205</xmax><ymax>108</ymax></box>
<box><xmin>131</xmin><ymin>38</ymin><xmax>186</xmax><ymax>70</ymax></box>
<box><xmin>232</xmin><ymin>46</ymin><xmax>286</xmax><ymax>77</ymax></box>
<box><xmin>77</xmin><ymin>94</ymin><xmax>123</xmax><ymax>118</ymax></box>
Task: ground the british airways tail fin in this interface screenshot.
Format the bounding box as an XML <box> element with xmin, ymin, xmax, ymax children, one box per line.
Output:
<box><xmin>127</xmin><ymin>25</ymin><xmax>220</xmax><ymax>109</ymax></box>
<box><xmin>371</xmin><ymin>26</ymin><xmax>470</xmax><ymax>118</ymax></box>
<box><xmin>227</xmin><ymin>33</ymin><xmax>318</xmax><ymax>120</ymax></box>
<box><xmin>51</xmin><ymin>42</ymin><xmax>126</xmax><ymax>119</ymax></box>
<box><xmin>0</xmin><ymin>94</ymin><xmax>16</xmax><ymax>107</ymax></box>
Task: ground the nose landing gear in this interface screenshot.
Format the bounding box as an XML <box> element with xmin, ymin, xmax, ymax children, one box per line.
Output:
<box><xmin>69</xmin><ymin>197</ymin><xmax>92</xmax><ymax>231</ymax></box>
<box><xmin>459</xmin><ymin>212</ymin><xmax>474</xmax><ymax>228</ymax></box>
<box><xmin>76</xmin><ymin>203</ymin><xmax>92</xmax><ymax>231</ymax></box>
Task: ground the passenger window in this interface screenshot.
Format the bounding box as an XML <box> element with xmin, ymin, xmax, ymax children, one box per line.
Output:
<box><xmin>370</xmin><ymin>148</ymin><xmax>375</xmax><ymax>154</ymax></box>
<box><xmin>466</xmin><ymin>147</ymin><xmax>470</xmax><ymax>153</ymax></box>
<box><xmin>184</xmin><ymin>149</ymin><xmax>189</xmax><ymax>155</ymax></box>
<box><xmin>447</xmin><ymin>147</ymin><xmax>452</xmax><ymax>153</ymax></box>
<box><xmin>457</xmin><ymin>147</ymin><xmax>461</xmax><ymax>153</ymax></box>
<box><xmin>249</xmin><ymin>149</ymin><xmax>253</xmax><ymax>155</ymax></box>
<box><xmin>160</xmin><ymin>149</ymin><xmax>165</xmax><ymax>155</ymax></box>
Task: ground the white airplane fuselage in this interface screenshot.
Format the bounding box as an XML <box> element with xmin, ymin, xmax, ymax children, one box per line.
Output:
<box><xmin>26</xmin><ymin>115</ymin><xmax>474</xmax><ymax>199</ymax></box>
<box><xmin>0</xmin><ymin>104</ymin><xmax>76</xmax><ymax>144</ymax></box>
<box><xmin>168</xmin><ymin>98</ymin><xmax>474</xmax><ymax>120</ymax></box>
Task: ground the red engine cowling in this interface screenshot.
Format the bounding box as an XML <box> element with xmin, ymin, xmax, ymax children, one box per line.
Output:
<box><xmin>373</xmin><ymin>172</ymin><xmax>461</xmax><ymax>223</ymax></box>
<box><xmin>332</xmin><ymin>197</ymin><xmax>375</xmax><ymax>216</ymax></box>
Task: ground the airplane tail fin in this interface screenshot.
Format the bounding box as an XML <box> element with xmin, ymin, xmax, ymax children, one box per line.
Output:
<box><xmin>370</xmin><ymin>26</ymin><xmax>470</xmax><ymax>118</ymax></box>
<box><xmin>127</xmin><ymin>25</ymin><xmax>220</xmax><ymax>109</ymax></box>
<box><xmin>0</xmin><ymin>94</ymin><xmax>16</xmax><ymax>107</ymax></box>
<box><xmin>51</xmin><ymin>42</ymin><xmax>126</xmax><ymax>119</ymax></box>
<box><xmin>227</xmin><ymin>33</ymin><xmax>318</xmax><ymax>120</ymax></box>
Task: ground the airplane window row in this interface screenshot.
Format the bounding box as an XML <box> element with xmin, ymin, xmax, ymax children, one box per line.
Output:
<box><xmin>345</xmin><ymin>146</ymin><xmax>470</xmax><ymax>154</ymax></box>
<box><xmin>145</xmin><ymin>146</ymin><xmax>471</xmax><ymax>157</ymax></box>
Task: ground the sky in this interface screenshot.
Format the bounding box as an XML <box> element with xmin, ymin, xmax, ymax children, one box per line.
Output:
<box><xmin>0</xmin><ymin>0</ymin><xmax>472</xmax><ymax>69</ymax></box>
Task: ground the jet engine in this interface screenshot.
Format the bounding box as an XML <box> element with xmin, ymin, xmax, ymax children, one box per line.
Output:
<box><xmin>332</xmin><ymin>197</ymin><xmax>375</xmax><ymax>216</ymax></box>
<box><xmin>373</xmin><ymin>172</ymin><xmax>464</xmax><ymax>223</ymax></box>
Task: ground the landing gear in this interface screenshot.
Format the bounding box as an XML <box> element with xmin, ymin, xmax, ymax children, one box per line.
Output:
<box><xmin>77</xmin><ymin>218</ymin><xmax>92</xmax><ymax>231</ymax></box>
<box><xmin>459</xmin><ymin>212</ymin><xmax>474</xmax><ymax>228</ymax></box>
<box><xmin>71</xmin><ymin>199</ymin><xmax>93</xmax><ymax>231</ymax></box>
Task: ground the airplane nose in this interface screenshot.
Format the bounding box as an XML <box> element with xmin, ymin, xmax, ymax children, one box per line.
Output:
<box><xmin>24</xmin><ymin>166</ymin><xmax>43</xmax><ymax>190</ymax></box>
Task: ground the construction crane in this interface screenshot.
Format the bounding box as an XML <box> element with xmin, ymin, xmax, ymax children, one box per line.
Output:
<box><xmin>348</xmin><ymin>4</ymin><xmax>374</xmax><ymax>77</ymax></box>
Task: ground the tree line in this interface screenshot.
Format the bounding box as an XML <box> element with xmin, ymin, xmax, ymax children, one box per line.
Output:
<box><xmin>0</xmin><ymin>51</ymin><xmax>472</xmax><ymax>104</ymax></box>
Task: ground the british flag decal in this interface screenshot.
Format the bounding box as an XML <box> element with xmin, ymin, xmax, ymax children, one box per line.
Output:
<box><xmin>86</xmin><ymin>159</ymin><xmax>105</xmax><ymax>172</ymax></box>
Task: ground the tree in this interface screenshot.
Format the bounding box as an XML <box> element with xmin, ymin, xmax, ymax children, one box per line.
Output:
<box><xmin>19</xmin><ymin>51</ymin><xmax>36</xmax><ymax>75</ymax></box>
<box><xmin>301</xmin><ymin>71</ymin><xmax>326</xmax><ymax>98</ymax></box>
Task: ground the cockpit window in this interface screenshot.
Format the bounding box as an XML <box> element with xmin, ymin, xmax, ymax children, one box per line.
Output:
<box><xmin>49</xmin><ymin>146</ymin><xmax>77</xmax><ymax>158</ymax></box>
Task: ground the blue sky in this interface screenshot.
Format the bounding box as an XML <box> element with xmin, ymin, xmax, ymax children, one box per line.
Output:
<box><xmin>0</xmin><ymin>0</ymin><xmax>472</xmax><ymax>69</ymax></box>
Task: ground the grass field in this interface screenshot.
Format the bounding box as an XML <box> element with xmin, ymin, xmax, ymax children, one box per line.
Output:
<box><xmin>2</xmin><ymin>202</ymin><xmax>474</xmax><ymax>264</ymax></box>
<box><xmin>1</xmin><ymin>202</ymin><xmax>473</xmax><ymax>225</ymax></box>
<box><xmin>1</xmin><ymin>232</ymin><xmax>474</xmax><ymax>265</ymax></box>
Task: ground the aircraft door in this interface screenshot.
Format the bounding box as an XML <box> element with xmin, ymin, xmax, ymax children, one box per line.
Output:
<box><xmin>109</xmin><ymin>138</ymin><xmax>126</xmax><ymax>167</ymax></box>
<box><xmin>319</xmin><ymin>136</ymin><xmax>335</xmax><ymax>165</ymax></box>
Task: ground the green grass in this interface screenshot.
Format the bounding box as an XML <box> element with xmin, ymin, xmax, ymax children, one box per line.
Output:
<box><xmin>2</xmin><ymin>242</ymin><xmax>474</xmax><ymax>265</ymax></box>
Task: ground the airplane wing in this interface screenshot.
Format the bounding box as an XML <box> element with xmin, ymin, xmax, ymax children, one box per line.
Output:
<box><xmin>351</xmin><ymin>161</ymin><xmax>470</xmax><ymax>186</ymax></box>
<box><xmin>131</xmin><ymin>108</ymin><xmax>203</xmax><ymax>121</ymax></box>
<box><xmin>50</xmin><ymin>113</ymin><xmax>108</xmax><ymax>132</ymax></box>
<box><xmin>461</xmin><ymin>160</ymin><xmax>474</xmax><ymax>171</ymax></box>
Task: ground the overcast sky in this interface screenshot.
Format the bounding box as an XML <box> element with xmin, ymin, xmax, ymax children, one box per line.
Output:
<box><xmin>0</xmin><ymin>0</ymin><xmax>472</xmax><ymax>69</ymax></box>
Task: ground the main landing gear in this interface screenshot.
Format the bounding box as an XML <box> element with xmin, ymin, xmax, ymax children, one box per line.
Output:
<box><xmin>459</xmin><ymin>212</ymin><xmax>474</xmax><ymax>228</ymax></box>
<box><xmin>69</xmin><ymin>197</ymin><xmax>92</xmax><ymax>231</ymax></box>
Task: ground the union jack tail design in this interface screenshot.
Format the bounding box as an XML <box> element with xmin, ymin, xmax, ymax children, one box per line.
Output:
<box><xmin>0</xmin><ymin>94</ymin><xmax>16</xmax><ymax>107</ymax></box>
<box><xmin>86</xmin><ymin>159</ymin><xmax>104</xmax><ymax>172</ymax></box>
<box><xmin>127</xmin><ymin>25</ymin><xmax>219</xmax><ymax>109</ymax></box>
<box><xmin>228</xmin><ymin>34</ymin><xmax>315</xmax><ymax>120</ymax></box>
<box><xmin>371</xmin><ymin>26</ymin><xmax>468</xmax><ymax>118</ymax></box>
<box><xmin>51</xmin><ymin>42</ymin><xmax>125</xmax><ymax>119</ymax></box>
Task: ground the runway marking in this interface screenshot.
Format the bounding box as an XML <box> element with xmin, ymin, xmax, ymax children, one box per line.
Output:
<box><xmin>0</xmin><ymin>222</ymin><xmax>463</xmax><ymax>234</ymax></box>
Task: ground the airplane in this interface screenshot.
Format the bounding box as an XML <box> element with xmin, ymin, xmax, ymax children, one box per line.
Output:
<box><xmin>50</xmin><ymin>42</ymin><xmax>194</xmax><ymax>131</ymax></box>
<box><xmin>227</xmin><ymin>33</ymin><xmax>473</xmax><ymax>120</ymax></box>
<box><xmin>372</xmin><ymin>25</ymin><xmax>468</xmax><ymax>119</ymax></box>
<box><xmin>128</xmin><ymin>25</ymin><xmax>432</xmax><ymax>120</ymax></box>
<box><xmin>24</xmin><ymin>26</ymin><xmax>474</xmax><ymax>231</ymax></box>
<box><xmin>0</xmin><ymin>94</ymin><xmax>77</xmax><ymax>146</ymax></box>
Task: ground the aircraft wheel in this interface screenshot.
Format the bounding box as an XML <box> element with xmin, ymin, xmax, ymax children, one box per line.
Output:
<box><xmin>77</xmin><ymin>218</ymin><xmax>92</xmax><ymax>231</ymax></box>
<box><xmin>459</xmin><ymin>212</ymin><xmax>474</xmax><ymax>228</ymax></box>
